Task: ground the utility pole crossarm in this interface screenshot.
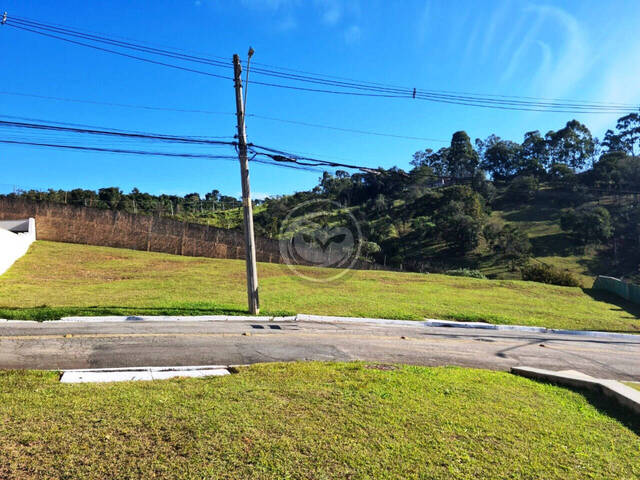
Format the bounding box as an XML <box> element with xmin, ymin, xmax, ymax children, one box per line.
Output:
<box><xmin>233</xmin><ymin>53</ymin><xmax>260</xmax><ymax>315</ymax></box>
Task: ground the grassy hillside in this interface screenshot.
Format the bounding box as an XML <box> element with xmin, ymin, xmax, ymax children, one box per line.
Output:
<box><xmin>485</xmin><ymin>193</ymin><xmax>598</xmax><ymax>285</ymax></box>
<box><xmin>1</xmin><ymin>241</ymin><xmax>638</xmax><ymax>332</ymax></box>
<box><xmin>0</xmin><ymin>362</ymin><xmax>638</xmax><ymax>479</ymax></box>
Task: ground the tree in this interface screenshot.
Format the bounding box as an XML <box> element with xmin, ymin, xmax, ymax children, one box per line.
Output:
<box><xmin>438</xmin><ymin>211</ymin><xmax>483</xmax><ymax>253</ymax></box>
<box><xmin>561</xmin><ymin>205</ymin><xmax>613</xmax><ymax>246</ymax></box>
<box><xmin>411</xmin><ymin>147</ymin><xmax>449</xmax><ymax>177</ymax></box>
<box><xmin>98</xmin><ymin>187</ymin><xmax>122</xmax><ymax>209</ymax></box>
<box><xmin>448</xmin><ymin>131</ymin><xmax>479</xmax><ymax>178</ymax></box>
<box><xmin>519</xmin><ymin>130</ymin><xmax>549</xmax><ymax>175</ymax></box>
<box><xmin>602</xmin><ymin>129</ymin><xmax>627</xmax><ymax>153</ymax></box>
<box><xmin>505</xmin><ymin>175</ymin><xmax>539</xmax><ymax>202</ymax></box>
<box><xmin>477</xmin><ymin>135</ymin><xmax>522</xmax><ymax>179</ymax></box>
<box><xmin>590</xmin><ymin>151</ymin><xmax>626</xmax><ymax>191</ymax></box>
<box><xmin>494</xmin><ymin>225</ymin><xmax>531</xmax><ymax>270</ymax></box>
<box><xmin>412</xmin><ymin>131</ymin><xmax>479</xmax><ymax>180</ymax></box>
<box><xmin>546</xmin><ymin>120</ymin><xmax>596</xmax><ymax>171</ymax></box>
<box><xmin>616</xmin><ymin>113</ymin><xmax>640</xmax><ymax>156</ymax></box>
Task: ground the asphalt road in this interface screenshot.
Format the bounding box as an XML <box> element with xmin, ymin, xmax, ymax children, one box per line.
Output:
<box><xmin>1</xmin><ymin>319</ymin><xmax>639</xmax><ymax>380</ymax></box>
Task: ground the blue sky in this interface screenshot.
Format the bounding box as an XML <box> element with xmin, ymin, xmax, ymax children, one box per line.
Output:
<box><xmin>2</xmin><ymin>0</ymin><xmax>640</xmax><ymax>198</ymax></box>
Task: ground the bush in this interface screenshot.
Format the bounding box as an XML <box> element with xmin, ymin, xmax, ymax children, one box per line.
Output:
<box><xmin>521</xmin><ymin>263</ymin><xmax>581</xmax><ymax>287</ymax></box>
<box><xmin>560</xmin><ymin>205</ymin><xmax>612</xmax><ymax>246</ymax></box>
<box><xmin>445</xmin><ymin>268</ymin><xmax>487</xmax><ymax>279</ymax></box>
<box><xmin>505</xmin><ymin>175</ymin><xmax>539</xmax><ymax>202</ymax></box>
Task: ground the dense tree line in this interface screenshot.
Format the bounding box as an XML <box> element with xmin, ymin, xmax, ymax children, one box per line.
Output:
<box><xmin>256</xmin><ymin>113</ymin><xmax>640</xmax><ymax>277</ymax></box>
<box><xmin>3</xmin><ymin>112</ymin><xmax>640</xmax><ymax>279</ymax></box>
<box><xmin>1</xmin><ymin>187</ymin><xmax>245</xmax><ymax>216</ymax></box>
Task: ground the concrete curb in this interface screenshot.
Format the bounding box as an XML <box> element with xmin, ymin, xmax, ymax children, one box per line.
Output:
<box><xmin>511</xmin><ymin>366</ymin><xmax>640</xmax><ymax>415</ymax></box>
<box><xmin>1</xmin><ymin>313</ymin><xmax>638</xmax><ymax>341</ymax></box>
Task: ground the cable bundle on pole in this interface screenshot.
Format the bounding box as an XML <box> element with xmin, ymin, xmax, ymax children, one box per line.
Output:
<box><xmin>0</xmin><ymin>117</ymin><xmax>380</xmax><ymax>173</ymax></box>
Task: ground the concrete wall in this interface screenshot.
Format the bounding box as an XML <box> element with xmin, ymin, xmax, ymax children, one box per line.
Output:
<box><xmin>0</xmin><ymin>217</ymin><xmax>36</xmax><ymax>275</ymax></box>
<box><xmin>593</xmin><ymin>275</ymin><xmax>640</xmax><ymax>305</ymax></box>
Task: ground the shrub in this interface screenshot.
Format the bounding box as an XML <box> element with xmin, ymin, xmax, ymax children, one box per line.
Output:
<box><xmin>505</xmin><ymin>175</ymin><xmax>539</xmax><ymax>202</ymax></box>
<box><xmin>445</xmin><ymin>268</ymin><xmax>487</xmax><ymax>279</ymax></box>
<box><xmin>521</xmin><ymin>263</ymin><xmax>581</xmax><ymax>287</ymax></box>
<box><xmin>560</xmin><ymin>205</ymin><xmax>613</xmax><ymax>246</ymax></box>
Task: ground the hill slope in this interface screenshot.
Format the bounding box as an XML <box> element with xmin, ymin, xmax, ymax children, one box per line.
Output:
<box><xmin>0</xmin><ymin>241</ymin><xmax>638</xmax><ymax>332</ymax></box>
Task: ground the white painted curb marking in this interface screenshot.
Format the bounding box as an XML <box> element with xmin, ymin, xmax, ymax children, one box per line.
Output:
<box><xmin>60</xmin><ymin>365</ymin><xmax>231</xmax><ymax>383</ymax></box>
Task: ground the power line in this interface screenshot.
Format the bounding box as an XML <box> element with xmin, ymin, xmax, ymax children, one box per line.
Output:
<box><xmin>4</xmin><ymin>22</ymin><xmax>232</xmax><ymax>81</ymax></box>
<box><xmin>8</xmin><ymin>14</ymin><xmax>637</xmax><ymax>109</ymax></box>
<box><xmin>0</xmin><ymin>91</ymin><xmax>446</xmax><ymax>143</ymax></box>
<box><xmin>0</xmin><ymin>138</ymin><xmax>320</xmax><ymax>172</ymax></box>
<box><xmin>0</xmin><ymin>114</ymin><xmax>234</xmax><ymax>139</ymax></box>
<box><xmin>5</xmin><ymin>15</ymin><xmax>639</xmax><ymax>114</ymax></box>
<box><xmin>0</xmin><ymin>118</ymin><xmax>374</xmax><ymax>172</ymax></box>
<box><xmin>248</xmin><ymin>113</ymin><xmax>448</xmax><ymax>143</ymax></box>
<box><xmin>0</xmin><ymin>90</ymin><xmax>235</xmax><ymax>116</ymax></box>
<box><xmin>9</xmin><ymin>15</ymin><xmax>639</xmax><ymax>111</ymax></box>
<box><xmin>0</xmin><ymin>119</ymin><xmax>237</xmax><ymax>146</ymax></box>
<box><xmin>0</xmin><ymin>139</ymin><xmax>238</xmax><ymax>160</ymax></box>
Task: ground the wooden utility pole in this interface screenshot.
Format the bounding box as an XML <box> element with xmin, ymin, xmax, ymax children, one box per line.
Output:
<box><xmin>233</xmin><ymin>53</ymin><xmax>260</xmax><ymax>314</ymax></box>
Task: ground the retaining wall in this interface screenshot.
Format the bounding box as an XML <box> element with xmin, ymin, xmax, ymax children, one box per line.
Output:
<box><xmin>0</xmin><ymin>198</ymin><xmax>373</xmax><ymax>269</ymax></box>
<box><xmin>0</xmin><ymin>198</ymin><xmax>283</xmax><ymax>262</ymax></box>
<box><xmin>0</xmin><ymin>217</ymin><xmax>36</xmax><ymax>275</ymax></box>
<box><xmin>593</xmin><ymin>275</ymin><xmax>640</xmax><ymax>305</ymax></box>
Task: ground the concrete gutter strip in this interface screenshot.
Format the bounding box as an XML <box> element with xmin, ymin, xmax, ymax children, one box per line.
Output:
<box><xmin>297</xmin><ymin>315</ymin><xmax>640</xmax><ymax>340</ymax></box>
<box><xmin>296</xmin><ymin>314</ymin><xmax>421</xmax><ymax>328</ymax></box>
<box><xmin>60</xmin><ymin>365</ymin><xmax>231</xmax><ymax>383</ymax></box>
<box><xmin>511</xmin><ymin>366</ymin><xmax>640</xmax><ymax>415</ymax></box>
<box><xmin>0</xmin><ymin>313</ymin><xmax>638</xmax><ymax>340</ymax></box>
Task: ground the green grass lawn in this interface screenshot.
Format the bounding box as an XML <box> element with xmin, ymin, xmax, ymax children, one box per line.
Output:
<box><xmin>1</xmin><ymin>241</ymin><xmax>639</xmax><ymax>332</ymax></box>
<box><xmin>0</xmin><ymin>362</ymin><xmax>638</xmax><ymax>479</ymax></box>
<box><xmin>625</xmin><ymin>382</ymin><xmax>640</xmax><ymax>392</ymax></box>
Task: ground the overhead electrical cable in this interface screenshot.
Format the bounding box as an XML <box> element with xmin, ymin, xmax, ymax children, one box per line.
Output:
<box><xmin>3</xmin><ymin>22</ymin><xmax>232</xmax><ymax>81</ymax></box>
<box><xmin>7</xmin><ymin>16</ymin><xmax>636</xmax><ymax>110</ymax></box>
<box><xmin>0</xmin><ymin>91</ymin><xmax>236</xmax><ymax>116</ymax></box>
<box><xmin>0</xmin><ymin>118</ymin><xmax>378</xmax><ymax>172</ymax></box>
<box><xmin>0</xmin><ymin>139</ymin><xmax>323</xmax><ymax>172</ymax></box>
<box><xmin>0</xmin><ymin>114</ymin><xmax>234</xmax><ymax>139</ymax></box>
<box><xmin>4</xmin><ymin>15</ymin><xmax>639</xmax><ymax>113</ymax></box>
<box><xmin>0</xmin><ymin>119</ymin><xmax>237</xmax><ymax>146</ymax></box>
<box><xmin>0</xmin><ymin>90</ymin><xmax>448</xmax><ymax>142</ymax></box>
<box><xmin>8</xmin><ymin>14</ymin><xmax>638</xmax><ymax>108</ymax></box>
<box><xmin>247</xmin><ymin>114</ymin><xmax>448</xmax><ymax>142</ymax></box>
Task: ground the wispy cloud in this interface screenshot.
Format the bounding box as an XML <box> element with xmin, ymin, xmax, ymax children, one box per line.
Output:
<box><xmin>585</xmin><ymin>47</ymin><xmax>640</xmax><ymax>133</ymax></box>
<box><xmin>500</xmin><ymin>10</ymin><xmax>544</xmax><ymax>81</ymax></box>
<box><xmin>238</xmin><ymin>0</ymin><xmax>361</xmax><ymax>43</ymax></box>
<box><xmin>316</xmin><ymin>0</ymin><xmax>342</xmax><ymax>25</ymax></box>
<box><xmin>277</xmin><ymin>14</ymin><xmax>298</xmax><ymax>31</ymax></box>
<box><xmin>343</xmin><ymin>24</ymin><xmax>362</xmax><ymax>44</ymax></box>
<box><xmin>531</xmin><ymin>40</ymin><xmax>552</xmax><ymax>83</ymax></box>
<box><xmin>527</xmin><ymin>5</ymin><xmax>590</xmax><ymax>99</ymax></box>
<box><xmin>240</xmin><ymin>0</ymin><xmax>300</xmax><ymax>10</ymax></box>
<box><xmin>482</xmin><ymin>0</ymin><xmax>511</xmax><ymax>60</ymax></box>
<box><xmin>416</xmin><ymin>1</ymin><xmax>430</xmax><ymax>45</ymax></box>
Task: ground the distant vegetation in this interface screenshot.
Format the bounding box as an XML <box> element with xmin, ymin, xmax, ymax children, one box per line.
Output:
<box><xmin>3</xmin><ymin>112</ymin><xmax>639</xmax><ymax>283</ymax></box>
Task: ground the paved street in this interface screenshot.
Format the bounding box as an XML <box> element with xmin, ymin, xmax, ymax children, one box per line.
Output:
<box><xmin>1</xmin><ymin>319</ymin><xmax>639</xmax><ymax>380</ymax></box>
